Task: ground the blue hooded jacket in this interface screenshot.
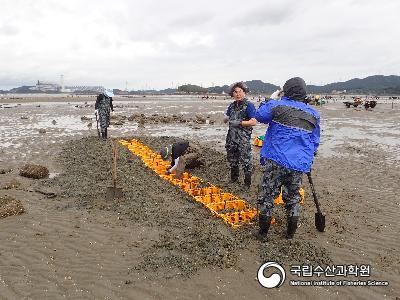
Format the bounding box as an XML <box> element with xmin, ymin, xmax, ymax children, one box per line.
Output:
<box><xmin>255</xmin><ymin>96</ymin><xmax>320</xmax><ymax>172</ymax></box>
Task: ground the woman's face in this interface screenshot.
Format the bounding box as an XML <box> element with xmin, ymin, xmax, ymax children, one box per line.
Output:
<box><xmin>233</xmin><ymin>87</ymin><xmax>245</xmax><ymax>101</ymax></box>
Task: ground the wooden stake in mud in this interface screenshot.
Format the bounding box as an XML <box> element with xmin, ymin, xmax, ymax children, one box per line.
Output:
<box><xmin>106</xmin><ymin>140</ymin><xmax>123</xmax><ymax>199</ymax></box>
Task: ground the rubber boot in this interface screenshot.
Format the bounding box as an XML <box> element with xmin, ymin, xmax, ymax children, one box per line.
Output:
<box><xmin>244</xmin><ymin>172</ymin><xmax>252</xmax><ymax>190</ymax></box>
<box><xmin>101</xmin><ymin>131</ymin><xmax>106</xmax><ymax>139</ymax></box>
<box><xmin>230</xmin><ymin>167</ymin><xmax>239</xmax><ymax>183</ymax></box>
<box><xmin>255</xmin><ymin>215</ymin><xmax>272</xmax><ymax>240</ymax></box>
<box><xmin>286</xmin><ymin>216</ymin><xmax>299</xmax><ymax>239</ymax></box>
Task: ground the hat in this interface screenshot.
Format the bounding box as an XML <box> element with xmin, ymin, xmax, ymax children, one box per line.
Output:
<box><xmin>104</xmin><ymin>89</ymin><xmax>114</xmax><ymax>97</ymax></box>
<box><xmin>159</xmin><ymin>145</ymin><xmax>172</xmax><ymax>159</ymax></box>
<box><xmin>282</xmin><ymin>77</ymin><xmax>307</xmax><ymax>101</ymax></box>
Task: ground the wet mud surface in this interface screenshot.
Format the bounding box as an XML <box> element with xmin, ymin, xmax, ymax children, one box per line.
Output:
<box><xmin>1</xmin><ymin>96</ymin><xmax>399</xmax><ymax>299</ymax></box>
<box><xmin>45</xmin><ymin>136</ymin><xmax>332</xmax><ymax>279</ymax></box>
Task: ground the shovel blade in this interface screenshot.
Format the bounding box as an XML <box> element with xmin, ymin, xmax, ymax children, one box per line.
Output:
<box><xmin>106</xmin><ymin>187</ymin><xmax>123</xmax><ymax>200</ymax></box>
<box><xmin>315</xmin><ymin>212</ymin><xmax>325</xmax><ymax>232</ymax></box>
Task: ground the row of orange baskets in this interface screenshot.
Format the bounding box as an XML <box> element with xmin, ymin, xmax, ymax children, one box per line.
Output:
<box><xmin>119</xmin><ymin>139</ymin><xmax>305</xmax><ymax>228</ymax></box>
<box><xmin>119</xmin><ymin>139</ymin><xmax>259</xmax><ymax>228</ymax></box>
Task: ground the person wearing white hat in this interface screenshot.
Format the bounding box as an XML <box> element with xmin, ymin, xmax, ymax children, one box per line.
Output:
<box><xmin>95</xmin><ymin>89</ymin><xmax>114</xmax><ymax>139</ymax></box>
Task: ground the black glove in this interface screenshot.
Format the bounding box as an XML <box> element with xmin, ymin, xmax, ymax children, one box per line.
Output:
<box><xmin>229</xmin><ymin>120</ymin><xmax>241</xmax><ymax>127</ymax></box>
<box><xmin>165</xmin><ymin>166</ymin><xmax>172</xmax><ymax>175</ymax></box>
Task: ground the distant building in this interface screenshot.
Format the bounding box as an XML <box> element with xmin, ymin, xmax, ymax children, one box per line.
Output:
<box><xmin>31</xmin><ymin>80</ymin><xmax>61</xmax><ymax>92</ymax></box>
<box><xmin>29</xmin><ymin>81</ymin><xmax>104</xmax><ymax>93</ymax></box>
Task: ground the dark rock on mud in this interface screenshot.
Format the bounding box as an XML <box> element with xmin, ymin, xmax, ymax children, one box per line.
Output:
<box><xmin>81</xmin><ymin>116</ymin><xmax>92</xmax><ymax>121</ymax></box>
<box><xmin>2</xmin><ymin>179</ymin><xmax>21</xmax><ymax>189</ymax></box>
<box><xmin>19</xmin><ymin>164</ymin><xmax>49</xmax><ymax>179</ymax></box>
<box><xmin>0</xmin><ymin>168</ymin><xmax>13</xmax><ymax>174</ymax></box>
<box><xmin>0</xmin><ymin>196</ymin><xmax>25</xmax><ymax>218</ymax></box>
<box><xmin>126</xmin><ymin>113</ymin><xmax>219</xmax><ymax>126</ymax></box>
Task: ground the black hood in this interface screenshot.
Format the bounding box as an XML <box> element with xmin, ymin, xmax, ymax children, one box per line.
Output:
<box><xmin>283</xmin><ymin>77</ymin><xmax>307</xmax><ymax>101</ymax></box>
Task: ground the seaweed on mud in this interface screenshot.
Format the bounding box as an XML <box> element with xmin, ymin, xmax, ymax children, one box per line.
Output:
<box><xmin>19</xmin><ymin>164</ymin><xmax>49</xmax><ymax>179</ymax></box>
<box><xmin>46</xmin><ymin>136</ymin><xmax>333</xmax><ymax>279</ymax></box>
<box><xmin>0</xmin><ymin>195</ymin><xmax>25</xmax><ymax>218</ymax></box>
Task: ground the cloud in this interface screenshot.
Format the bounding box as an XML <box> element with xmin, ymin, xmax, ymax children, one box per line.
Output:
<box><xmin>231</xmin><ymin>2</ymin><xmax>296</xmax><ymax>28</ymax></box>
<box><xmin>168</xmin><ymin>31</ymin><xmax>215</xmax><ymax>48</ymax></box>
<box><xmin>169</xmin><ymin>12</ymin><xmax>215</xmax><ymax>28</ymax></box>
<box><xmin>0</xmin><ymin>0</ymin><xmax>399</xmax><ymax>90</ymax></box>
<box><xmin>0</xmin><ymin>24</ymin><xmax>19</xmax><ymax>36</ymax></box>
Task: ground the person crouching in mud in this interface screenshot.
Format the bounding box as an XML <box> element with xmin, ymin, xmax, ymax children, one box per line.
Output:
<box><xmin>224</xmin><ymin>82</ymin><xmax>257</xmax><ymax>190</ymax></box>
<box><xmin>255</xmin><ymin>77</ymin><xmax>320</xmax><ymax>240</ymax></box>
<box><xmin>95</xmin><ymin>89</ymin><xmax>114</xmax><ymax>139</ymax></box>
<box><xmin>159</xmin><ymin>141</ymin><xmax>204</xmax><ymax>179</ymax></box>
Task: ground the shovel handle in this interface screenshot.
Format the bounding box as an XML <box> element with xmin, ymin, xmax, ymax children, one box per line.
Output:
<box><xmin>112</xmin><ymin>141</ymin><xmax>117</xmax><ymax>188</ymax></box>
<box><xmin>307</xmin><ymin>172</ymin><xmax>322</xmax><ymax>214</ymax></box>
<box><xmin>95</xmin><ymin>112</ymin><xmax>100</xmax><ymax>138</ymax></box>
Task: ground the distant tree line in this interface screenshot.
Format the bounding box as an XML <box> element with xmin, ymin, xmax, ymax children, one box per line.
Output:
<box><xmin>177</xmin><ymin>84</ymin><xmax>208</xmax><ymax>94</ymax></box>
<box><xmin>4</xmin><ymin>75</ymin><xmax>400</xmax><ymax>95</ymax></box>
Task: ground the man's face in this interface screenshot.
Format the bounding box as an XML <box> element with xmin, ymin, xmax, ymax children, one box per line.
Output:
<box><xmin>233</xmin><ymin>87</ymin><xmax>245</xmax><ymax>101</ymax></box>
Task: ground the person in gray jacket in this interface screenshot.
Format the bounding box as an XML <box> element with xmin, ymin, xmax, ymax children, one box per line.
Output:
<box><xmin>95</xmin><ymin>90</ymin><xmax>114</xmax><ymax>139</ymax></box>
<box><xmin>224</xmin><ymin>82</ymin><xmax>257</xmax><ymax>189</ymax></box>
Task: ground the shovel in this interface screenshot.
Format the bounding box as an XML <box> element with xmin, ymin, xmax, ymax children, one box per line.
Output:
<box><xmin>95</xmin><ymin>111</ymin><xmax>100</xmax><ymax>138</ymax></box>
<box><xmin>106</xmin><ymin>141</ymin><xmax>123</xmax><ymax>199</ymax></box>
<box><xmin>306</xmin><ymin>172</ymin><xmax>325</xmax><ymax>232</ymax></box>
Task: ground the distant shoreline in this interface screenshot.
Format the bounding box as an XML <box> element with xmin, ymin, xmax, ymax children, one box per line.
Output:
<box><xmin>0</xmin><ymin>95</ymin><xmax>97</xmax><ymax>104</ymax></box>
<box><xmin>0</xmin><ymin>94</ymin><xmax>399</xmax><ymax>104</ymax></box>
<box><xmin>0</xmin><ymin>94</ymin><xmax>227</xmax><ymax>104</ymax></box>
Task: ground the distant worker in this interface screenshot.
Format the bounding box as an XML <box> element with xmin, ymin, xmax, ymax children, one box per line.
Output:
<box><xmin>95</xmin><ymin>89</ymin><xmax>114</xmax><ymax>139</ymax></box>
<box><xmin>255</xmin><ymin>77</ymin><xmax>320</xmax><ymax>239</ymax></box>
<box><xmin>224</xmin><ymin>82</ymin><xmax>257</xmax><ymax>190</ymax></box>
<box><xmin>159</xmin><ymin>140</ymin><xmax>203</xmax><ymax>178</ymax></box>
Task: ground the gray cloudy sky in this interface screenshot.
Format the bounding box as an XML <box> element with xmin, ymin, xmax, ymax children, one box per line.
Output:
<box><xmin>1</xmin><ymin>0</ymin><xmax>399</xmax><ymax>90</ymax></box>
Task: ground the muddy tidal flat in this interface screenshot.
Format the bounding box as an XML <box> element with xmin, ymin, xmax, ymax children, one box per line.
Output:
<box><xmin>0</xmin><ymin>95</ymin><xmax>399</xmax><ymax>299</ymax></box>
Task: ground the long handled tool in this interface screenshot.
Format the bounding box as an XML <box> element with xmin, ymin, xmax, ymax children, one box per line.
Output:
<box><xmin>106</xmin><ymin>141</ymin><xmax>123</xmax><ymax>199</ymax></box>
<box><xmin>306</xmin><ymin>172</ymin><xmax>325</xmax><ymax>232</ymax></box>
<box><xmin>95</xmin><ymin>111</ymin><xmax>100</xmax><ymax>138</ymax></box>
